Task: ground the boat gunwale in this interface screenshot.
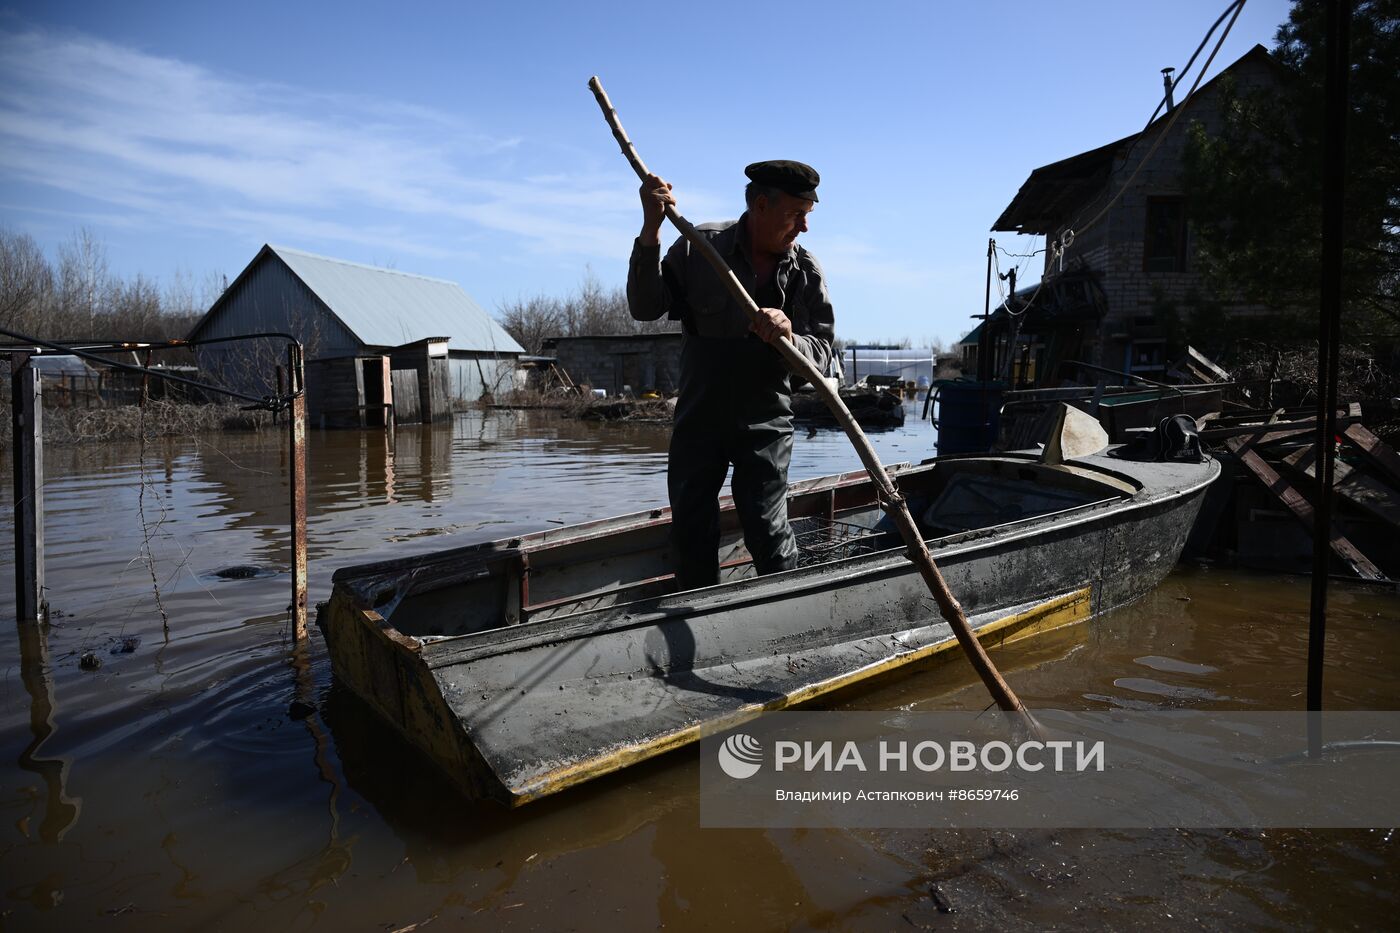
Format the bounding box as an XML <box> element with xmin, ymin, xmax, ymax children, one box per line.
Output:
<box><xmin>462</xmin><ymin>492</ymin><xmax>1123</xmax><ymax>627</ymax></box>
<box><xmin>330</xmin><ymin>451</ymin><xmax>1137</xmax><ymax>589</ymax></box>
<box><xmin>336</xmin><ymin>452</ymin><xmax>1145</xmax><ymax>602</ymax></box>
<box><xmin>410</xmin><ymin>454</ymin><xmax>1220</xmax><ymax>671</ymax></box>
<box><xmin>328</xmin><ymin>463</ymin><xmax>910</xmax><ymax>588</ymax></box>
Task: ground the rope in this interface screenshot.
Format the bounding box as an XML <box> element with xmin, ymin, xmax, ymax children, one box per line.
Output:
<box><xmin>136</xmin><ymin>382</ymin><xmax>172</xmax><ymax>638</ymax></box>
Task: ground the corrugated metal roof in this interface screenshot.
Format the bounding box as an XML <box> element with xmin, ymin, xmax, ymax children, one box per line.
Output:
<box><xmin>270</xmin><ymin>245</ymin><xmax>524</xmax><ymax>354</ymax></box>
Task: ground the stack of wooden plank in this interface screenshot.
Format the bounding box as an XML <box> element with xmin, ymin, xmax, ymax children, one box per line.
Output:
<box><xmin>1191</xmin><ymin>405</ymin><xmax>1398</xmax><ymax>580</ymax></box>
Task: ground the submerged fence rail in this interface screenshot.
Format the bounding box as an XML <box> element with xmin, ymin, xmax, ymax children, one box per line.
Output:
<box><xmin>5</xmin><ymin>325</ymin><xmax>310</xmax><ymax>641</ymax></box>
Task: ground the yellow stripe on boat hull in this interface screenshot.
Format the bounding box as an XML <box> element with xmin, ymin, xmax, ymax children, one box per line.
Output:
<box><xmin>510</xmin><ymin>586</ymin><xmax>1092</xmax><ymax>805</ymax></box>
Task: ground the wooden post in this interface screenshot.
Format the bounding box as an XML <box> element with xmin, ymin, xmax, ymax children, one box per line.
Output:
<box><xmin>11</xmin><ymin>356</ymin><xmax>46</xmax><ymax>622</ymax></box>
<box><xmin>288</xmin><ymin>344</ymin><xmax>308</xmax><ymax>641</ymax></box>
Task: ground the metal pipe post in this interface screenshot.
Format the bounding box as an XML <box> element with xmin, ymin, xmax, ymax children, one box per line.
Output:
<box><xmin>1308</xmin><ymin>0</ymin><xmax>1350</xmax><ymax>757</ymax></box>
<box><xmin>11</xmin><ymin>356</ymin><xmax>47</xmax><ymax>622</ymax></box>
<box><xmin>288</xmin><ymin>344</ymin><xmax>308</xmax><ymax>641</ymax></box>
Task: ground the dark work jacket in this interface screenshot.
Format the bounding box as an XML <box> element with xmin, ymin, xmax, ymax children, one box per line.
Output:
<box><xmin>627</xmin><ymin>215</ymin><xmax>836</xmax><ymax>432</ymax></box>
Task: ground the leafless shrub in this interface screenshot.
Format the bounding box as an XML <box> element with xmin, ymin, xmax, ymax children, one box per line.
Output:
<box><xmin>1224</xmin><ymin>339</ymin><xmax>1400</xmax><ymax>441</ymax></box>
<box><xmin>0</xmin><ymin>400</ymin><xmax>275</xmax><ymax>447</ymax></box>
<box><xmin>485</xmin><ymin>386</ymin><xmax>571</xmax><ymax>409</ymax></box>
<box><xmin>1228</xmin><ymin>341</ymin><xmax>1396</xmax><ymax>402</ymax></box>
<box><xmin>564</xmin><ymin>396</ymin><xmax>674</xmax><ymax>422</ymax></box>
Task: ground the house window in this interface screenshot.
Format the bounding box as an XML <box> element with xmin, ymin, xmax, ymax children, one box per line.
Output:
<box><xmin>1144</xmin><ymin>197</ymin><xmax>1187</xmax><ymax>273</ymax></box>
<box><xmin>1128</xmin><ymin>338</ymin><xmax>1167</xmax><ymax>372</ymax></box>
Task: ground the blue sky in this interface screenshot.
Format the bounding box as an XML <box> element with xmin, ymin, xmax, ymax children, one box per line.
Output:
<box><xmin>0</xmin><ymin>0</ymin><xmax>1290</xmax><ymax>345</ymax></box>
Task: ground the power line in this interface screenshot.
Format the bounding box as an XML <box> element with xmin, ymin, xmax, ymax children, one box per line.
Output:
<box><xmin>995</xmin><ymin>243</ymin><xmax>1046</xmax><ymax>261</ymax></box>
<box><xmin>1112</xmin><ymin>0</ymin><xmax>1247</xmax><ymax>176</ymax></box>
<box><xmin>1063</xmin><ymin>0</ymin><xmax>1248</xmax><ymax>243</ymax></box>
<box><xmin>978</xmin><ymin>0</ymin><xmax>1248</xmax><ymax>384</ymax></box>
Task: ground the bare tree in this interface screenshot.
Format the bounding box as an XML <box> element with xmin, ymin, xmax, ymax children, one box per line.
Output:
<box><xmin>57</xmin><ymin>227</ymin><xmax>110</xmax><ymax>337</ymax></box>
<box><xmin>1</xmin><ymin>227</ymin><xmax>222</xmax><ymax>347</ymax></box>
<box><xmin>0</xmin><ymin>228</ymin><xmax>54</xmax><ymax>333</ymax></box>
<box><xmin>498</xmin><ymin>294</ymin><xmax>565</xmax><ymax>356</ymax></box>
<box><xmin>105</xmin><ymin>273</ymin><xmax>165</xmax><ymax>340</ymax></box>
<box><xmin>499</xmin><ymin>269</ymin><xmax>680</xmax><ymax>354</ymax></box>
<box><xmin>164</xmin><ymin>267</ymin><xmax>198</xmax><ymax>318</ymax></box>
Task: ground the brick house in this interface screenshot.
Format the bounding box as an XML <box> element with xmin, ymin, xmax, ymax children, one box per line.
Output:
<box><xmin>979</xmin><ymin>44</ymin><xmax>1285</xmax><ymax>387</ymax></box>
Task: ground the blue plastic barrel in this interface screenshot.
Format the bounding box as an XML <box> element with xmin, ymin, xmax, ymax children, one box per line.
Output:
<box><xmin>929</xmin><ymin>380</ymin><xmax>1003</xmax><ymax>454</ymax></box>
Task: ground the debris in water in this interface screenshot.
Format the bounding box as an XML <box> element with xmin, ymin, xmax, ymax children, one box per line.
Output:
<box><xmin>928</xmin><ymin>883</ymin><xmax>955</xmax><ymax>914</ymax></box>
<box><xmin>211</xmin><ymin>565</ymin><xmax>268</xmax><ymax>580</ymax></box>
<box><xmin>80</xmin><ymin>652</ymin><xmax>102</xmax><ymax>671</ymax></box>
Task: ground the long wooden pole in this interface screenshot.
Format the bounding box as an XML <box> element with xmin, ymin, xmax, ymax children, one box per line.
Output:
<box><xmin>587</xmin><ymin>77</ymin><xmax>1027</xmax><ymax>714</ymax></box>
<box><xmin>288</xmin><ymin>343</ymin><xmax>308</xmax><ymax>642</ymax></box>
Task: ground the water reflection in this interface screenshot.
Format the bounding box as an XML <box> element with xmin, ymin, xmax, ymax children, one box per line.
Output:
<box><xmin>15</xmin><ymin>618</ymin><xmax>81</xmax><ymax>844</ymax></box>
<box><xmin>324</xmin><ymin>683</ymin><xmax>679</xmax><ymax>879</ymax></box>
<box><xmin>0</xmin><ymin>406</ymin><xmax>1395</xmax><ymax>929</ymax></box>
<box><xmin>289</xmin><ymin>639</ymin><xmax>350</xmax><ymax>897</ymax></box>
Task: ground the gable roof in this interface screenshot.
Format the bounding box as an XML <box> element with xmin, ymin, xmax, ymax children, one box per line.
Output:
<box><xmin>271</xmin><ymin>246</ymin><xmax>524</xmax><ymax>353</ymax></box>
<box><xmin>192</xmin><ymin>244</ymin><xmax>524</xmax><ymax>354</ymax></box>
<box><xmin>993</xmin><ymin>44</ymin><xmax>1283</xmax><ymax>234</ymax></box>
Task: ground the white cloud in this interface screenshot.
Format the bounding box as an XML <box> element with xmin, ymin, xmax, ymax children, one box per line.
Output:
<box><xmin>0</xmin><ymin>28</ymin><xmax>641</xmax><ymax>260</ymax></box>
<box><xmin>0</xmin><ymin>26</ymin><xmax>906</xmax><ymax>302</ymax></box>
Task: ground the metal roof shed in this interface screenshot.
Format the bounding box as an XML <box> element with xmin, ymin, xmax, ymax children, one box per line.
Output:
<box><xmin>267</xmin><ymin>247</ymin><xmax>522</xmax><ymax>354</ymax></box>
<box><xmin>188</xmin><ymin>245</ymin><xmax>523</xmax><ymax>402</ymax></box>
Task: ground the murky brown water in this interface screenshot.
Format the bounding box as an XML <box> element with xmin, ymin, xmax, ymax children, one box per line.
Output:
<box><xmin>2</xmin><ymin>405</ymin><xmax>1397</xmax><ymax>931</ymax></box>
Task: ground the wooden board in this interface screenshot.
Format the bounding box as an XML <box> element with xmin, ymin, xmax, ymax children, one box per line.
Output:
<box><xmin>391</xmin><ymin>369</ymin><xmax>421</xmax><ymax>424</ymax></box>
<box><xmin>1200</xmin><ymin>410</ymin><xmax>1360</xmax><ymax>442</ymax></box>
<box><xmin>1282</xmin><ymin>446</ymin><xmax>1400</xmax><ymax>533</ymax></box>
<box><xmin>1344</xmin><ymin>424</ymin><xmax>1400</xmax><ymax>486</ymax></box>
<box><xmin>1226</xmin><ymin>435</ymin><xmax>1385</xmax><ymax>580</ymax></box>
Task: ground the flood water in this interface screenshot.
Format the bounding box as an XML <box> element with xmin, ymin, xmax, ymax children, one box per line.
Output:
<box><xmin>2</xmin><ymin>403</ymin><xmax>1397</xmax><ymax>931</ymax></box>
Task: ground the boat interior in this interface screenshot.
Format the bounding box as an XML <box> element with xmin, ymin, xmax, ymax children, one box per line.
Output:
<box><xmin>356</xmin><ymin>456</ymin><xmax>1136</xmax><ymax>640</ymax></box>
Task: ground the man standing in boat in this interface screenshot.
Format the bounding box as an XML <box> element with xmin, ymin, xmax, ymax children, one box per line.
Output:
<box><xmin>627</xmin><ymin>160</ymin><xmax>836</xmax><ymax>590</ymax></box>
